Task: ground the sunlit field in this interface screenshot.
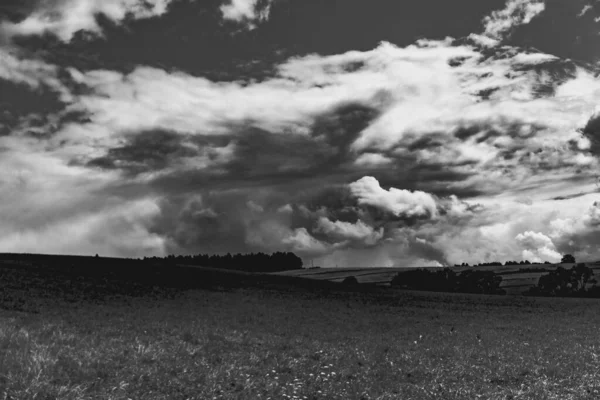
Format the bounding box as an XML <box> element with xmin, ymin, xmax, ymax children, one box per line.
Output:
<box><xmin>3</xmin><ymin>264</ymin><xmax>600</xmax><ymax>399</ymax></box>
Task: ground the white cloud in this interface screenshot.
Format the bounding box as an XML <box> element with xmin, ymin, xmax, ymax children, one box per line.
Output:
<box><xmin>220</xmin><ymin>0</ymin><xmax>273</xmax><ymax>28</ymax></box>
<box><xmin>316</xmin><ymin>217</ymin><xmax>384</xmax><ymax>246</ymax></box>
<box><xmin>0</xmin><ymin>49</ymin><xmax>57</xmax><ymax>88</ymax></box>
<box><xmin>48</xmin><ymin>38</ymin><xmax>599</xmax><ymax>206</ymax></box>
<box><xmin>515</xmin><ymin>231</ymin><xmax>562</xmax><ymax>262</ymax></box>
<box><xmin>349</xmin><ymin>176</ymin><xmax>438</xmax><ymax>218</ymax></box>
<box><xmin>481</xmin><ymin>0</ymin><xmax>545</xmax><ymax>41</ymax></box>
<box><xmin>282</xmin><ymin>227</ymin><xmax>332</xmax><ymax>256</ymax></box>
<box><xmin>578</xmin><ymin>4</ymin><xmax>593</xmax><ymax>17</ymax></box>
<box><xmin>247</xmin><ymin>200</ymin><xmax>264</xmax><ymax>213</ymax></box>
<box><xmin>0</xmin><ymin>198</ymin><xmax>166</xmax><ymax>257</ymax></box>
<box><xmin>0</xmin><ymin>48</ymin><xmax>72</xmax><ymax>103</ymax></box>
<box><xmin>0</xmin><ymin>0</ymin><xmax>173</xmax><ymax>43</ymax></box>
<box><xmin>354</xmin><ymin>153</ymin><xmax>392</xmax><ymax>167</ymax></box>
<box><xmin>277</xmin><ymin>204</ymin><xmax>294</xmax><ymax>214</ymax></box>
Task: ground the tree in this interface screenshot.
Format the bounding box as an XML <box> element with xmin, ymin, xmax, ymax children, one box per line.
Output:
<box><xmin>527</xmin><ymin>264</ymin><xmax>593</xmax><ymax>297</ymax></box>
<box><xmin>342</xmin><ymin>276</ymin><xmax>359</xmax><ymax>286</ymax></box>
<box><xmin>561</xmin><ymin>254</ymin><xmax>576</xmax><ymax>264</ymax></box>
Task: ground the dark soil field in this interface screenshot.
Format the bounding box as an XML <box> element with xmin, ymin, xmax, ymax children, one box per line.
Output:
<box><xmin>3</xmin><ymin>261</ymin><xmax>600</xmax><ymax>399</ymax></box>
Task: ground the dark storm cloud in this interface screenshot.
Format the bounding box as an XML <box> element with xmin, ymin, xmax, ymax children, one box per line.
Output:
<box><xmin>0</xmin><ymin>1</ymin><xmax>39</xmax><ymax>23</ymax></box>
<box><xmin>149</xmin><ymin>193</ymin><xmax>251</xmax><ymax>255</ymax></box>
<box><xmin>85</xmin><ymin>130</ymin><xmax>206</xmax><ymax>176</ymax></box>
<box><xmin>581</xmin><ymin>113</ymin><xmax>600</xmax><ymax>156</ymax></box>
<box><xmin>87</xmin><ymin>102</ymin><xmax>380</xmax><ymax>192</ymax></box>
<box><xmin>223</xmin><ymin>127</ymin><xmax>334</xmax><ymax>181</ymax></box>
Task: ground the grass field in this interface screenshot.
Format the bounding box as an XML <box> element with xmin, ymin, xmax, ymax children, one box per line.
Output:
<box><xmin>3</xmin><ymin>264</ymin><xmax>600</xmax><ymax>399</ymax></box>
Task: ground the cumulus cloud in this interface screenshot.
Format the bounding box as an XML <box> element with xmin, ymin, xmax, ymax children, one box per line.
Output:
<box><xmin>0</xmin><ymin>0</ymin><xmax>174</xmax><ymax>42</ymax></box>
<box><xmin>315</xmin><ymin>217</ymin><xmax>384</xmax><ymax>246</ymax></box>
<box><xmin>515</xmin><ymin>231</ymin><xmax>562</xmax><ymax>263</ymax></box>
<box><xmin>220</xmin><ymin>0</ymin><xmax>273</xmax><ymax>28</ymax></box>
<box><xmin>349</xmin><ymin>176</ymin><xmax>438</xmax><ymax>218</ymax></box>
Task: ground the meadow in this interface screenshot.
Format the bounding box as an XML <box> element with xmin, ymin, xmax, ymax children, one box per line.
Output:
<box><xmin>3</xmin><ymin>262</ymin><xmax>600</xmax><ymax>399</ymax></box>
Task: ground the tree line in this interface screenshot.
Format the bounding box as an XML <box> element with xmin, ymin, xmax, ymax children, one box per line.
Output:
<box><xmin>454</xmin><ymin>254</ymin><xmax>576</xmax><ymax>268</ymax></box>
<box><xmin>391</xmin><ymin>268</ymin><xmax>505</xmax><ymax>295</ymax></box>
<box><xmin>0</xmin><ymin>251</ymin><xmax>304</xmax><ymax>274</ymax></box>
<box><xmin>143</xmin><ymin>252</ymin><xmax>304</xmax><ymax>272</ymax></box>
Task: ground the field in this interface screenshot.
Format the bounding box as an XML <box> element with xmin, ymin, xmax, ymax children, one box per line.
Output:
<box><xmin>275</xmin><ymin>262</ymin><xmax>600</xmax><ymax>294</ymax></box>
<box><xmin>3</xmin><ymin>263</ymin><xmax>600</xmax><ymax>399</ymax></box>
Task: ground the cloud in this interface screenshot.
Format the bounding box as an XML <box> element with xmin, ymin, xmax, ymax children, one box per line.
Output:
<box><xmin>546</xmin><ymin>201</ymin><xmax>600</xmax><ymax>261</ymax></box>
<box><xmin>220</xmin><ymin>0</ymin><xmax>273</xmax><ymax>28</ymax></box>
<box><xmin>281</xmin><ymin>228</ymin><xmax>333</xmax><ymax>257</ymax></box>
<box><xmin>578</xmin><ymin>4</ymin><xmax>593</xmax><ymax>17</ymax></box>
<box><xmin>50</xmin><ymin>38</ymin><xmax>597</xmax><ymax>206</ymax></box>
<box><xmin>349</xmin><ymin>176</ymin><xmax>438</xmax><ymax>218</ymax></box>
<box><xmin>0</xmin><ymin>198</ymin><xmax>165</xmax><ymax>257</ymax></box>
<box><xmin>515</xmin><ymin>231</ymin><xmax>562</xmax><ymax>262</ymax></box>
<box><xmin>0</xmin><ymin>0</ymin><xmax>174</xmax><ymax>42</ymax></box>
<box><xmin>0</xmin><ymin>48</ymin><xmax>59</xmax><ymax>88</ymax></box>
<box><xmin>315</xmin><ymin>216</ymin><xmax>384</xmax><ymax>246</ymax></box>
<box><xmin>9</xmin><ymin>34</ymin><xmax>592</xmax><ymax>261</ymax></box>
<box><xmin>247</xmin><ymin>200</ymin><xmax>264</xmax><ymax>213</ymax></box>
<box><xmin>0</xmin><ymin>144</ymin><xmax>164</xmax><ymax>257</ymax></box>
<box><xmin>477</xmin><ymin>0</ymin><xmax>545</xmax><ymax>44</ymax></box>
<box><xmin>277</xmin><ymin>204</ymin><xmax>293</xmax><ymax>214</ymax></box>
<box><xmin>2</xmin><ymin>1</ymin><xmax>600</xmax><ymax>266</ymax></box>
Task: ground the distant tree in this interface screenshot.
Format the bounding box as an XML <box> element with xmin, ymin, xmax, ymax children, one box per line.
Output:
<box><xmin>527</xmin><ymin>264</ymin><xmax>593</xmax><ymax>297</ymax></box>
<box><xmin>342</xmin><ymin>276</ymin><xmax>359</xmax><ymax>286</ymax></box>
<box><xmin>456</xmin><ymin>270</ymin><xmax>504</xmax><ymax>294</ymax></box>
<box><xmin>561</xmin><ymin>254</ymin><xmax>576</xmax><ymax>264</ymax></box>
<box><xmin>391</xmin><ymin>268</ymin><xmax>503</xmax><ymax>295</ymax></box>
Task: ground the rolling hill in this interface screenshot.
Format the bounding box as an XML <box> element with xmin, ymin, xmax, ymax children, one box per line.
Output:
<box><xmin>273</xmin><ymin>262</ymin><xmax>600</xmax><ymax>295</ymax></box>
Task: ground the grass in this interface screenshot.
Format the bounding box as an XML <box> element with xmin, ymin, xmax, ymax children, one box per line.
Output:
<box><xmin>3</xmin><ymin>265</ymin><xmax>600</xmax><ymax>399</ymax></box>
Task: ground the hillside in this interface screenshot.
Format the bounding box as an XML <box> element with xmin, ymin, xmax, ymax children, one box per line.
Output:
<box><xmin>274</xmin><ymin>262</ymin><xmax>600</xmax><ymax>295</ymax></box>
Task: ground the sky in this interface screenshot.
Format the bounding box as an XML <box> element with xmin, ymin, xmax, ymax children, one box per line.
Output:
<box><xmin>1</xmin><ymin>0</ymin><xmax>600</xmax><ymax>267</ymax></box>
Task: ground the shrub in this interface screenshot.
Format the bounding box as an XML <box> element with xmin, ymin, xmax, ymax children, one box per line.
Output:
<box><xmin>526</xmin><ymin>263</ymin><xmax>593</xmax><ymax>297</ymax></box>
<box><xmin>342</xmin><ymin>276</ymin><xmax>359</xmax><ymax>286</ymax></box>
<box><xmin>391</xmin><ymin>268</ymin><xmax>504</xmax><ymax>295</ymax></box>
